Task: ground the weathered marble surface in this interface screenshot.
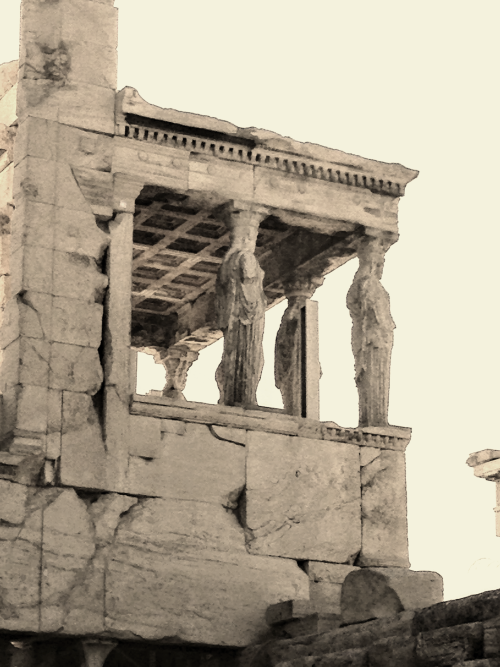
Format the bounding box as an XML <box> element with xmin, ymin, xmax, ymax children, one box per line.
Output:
<box><xmin>275</xmin><ymin>274</ymin><xmax>323</xmax><ymax>418</ymax></box>
<box><xmin>305</xmin><ymin>562</ymin><xmax>360</xmax><ymax>615</ymax></box>
<box><xmin>358</xmin><ymin>448</ymin><xmax>410</xmax><ymax>567</ymax></box>
<box><xmin>106</xmin><ymin>497</ymin><xmax>309</xmax><ymax>646</ymax></box>
<box><xmin>245</xmin><ymin>431</ymin><xmax>361</xmax><ymax>562</ymax></box>
<box><xmin>128</xmin><ymin>420</ymin><xmax>245</xmax><ymax>505</ymax></box>
<box><xmin>341</xmin><ymin>567</ymin><xmax>443</xmax><ymax>625</ymax></box>
<box><xmin>347</xmin><ymin>234</ymin><xmax>395</xmax><ymax>427</ymax></box>
<box><xmin>0</xmin><ymin>486</ymin><xmax>308</xmax><ymax>646</ymax></box>
<box><xmin>215</xmin><ymin>203</ymin><xmax>267</xmax><ymax>406</ymax></box>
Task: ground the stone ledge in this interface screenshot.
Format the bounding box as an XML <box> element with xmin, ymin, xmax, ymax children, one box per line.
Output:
<box><xmin>131</xmin><ymin>395</ymin><xmax>411</xmax><ymax>450</ymax></box>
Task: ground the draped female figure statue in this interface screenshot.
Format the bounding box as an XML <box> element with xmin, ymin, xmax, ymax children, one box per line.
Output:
<box><xmin>346</xmin><ymin>235</ymin><xmax>395</xmax><ymax>427</ymax></box>
<box><xmin>215</xmin><ymin>205</ymin><xmax>267</xmax><ymax>406</ymax></box>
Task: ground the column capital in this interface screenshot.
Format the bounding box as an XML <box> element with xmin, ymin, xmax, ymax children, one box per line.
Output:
<box><xmin>113</xmin><ymin>173</ymin><xmax>145</xmax><ymax>214</ymax></box>
<box><xmin>282</xmin><ymin>272</ymin><xmax>324</xmax><ymax>300</ymax></box>
<box><xmin>214</xmin><ymin>200</ymin><xmax>270</xmax><ymax>229</ymax></box>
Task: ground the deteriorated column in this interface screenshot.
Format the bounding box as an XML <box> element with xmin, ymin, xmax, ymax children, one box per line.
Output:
<box><xmin>215</xmin><ymin>201</ymin><xmax>268</xmax><ymax>406</ymax></box>
<box><xmin>275</xmin><ymin>273</ymin><xmax>323</xmax><ymax>418</ymax></box>
<box><xmin>346</xmin><ymin>234</ymin><xmax>395</xmax><ymax>427</ymax></box>
<box><xmin>160</xmin><ymin>345</ymin><xmax>199</xmax><ymax>401</ymax></box>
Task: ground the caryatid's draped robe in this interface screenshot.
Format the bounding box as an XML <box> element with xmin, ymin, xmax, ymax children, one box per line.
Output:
<box><xmin>346</xmin><ymin>237</ymin><xmax>395</xmax><ymax>427</ymax></box>
<box><xmin>215</xmin><ymin>210</ymin><xmax>266</xmax><ymax>406</ymax></box>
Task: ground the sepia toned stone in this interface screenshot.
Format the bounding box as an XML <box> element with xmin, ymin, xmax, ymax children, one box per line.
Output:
<box><xmin>0</xmin><ymin>60</ymin><xmax>18</xmax><ymax>101</ymax></box>
<box><xmin>358</xmin><ymin>449</ymin><xmax>410</xmax><ymax>567</ymax></box>
<box><xmin>129</xmin><ymin>415</ymin><xmax>162</xmax><ymax>459</ymax></box>
<box><xmin>347</xmin><ymin>234</ymin><xmax>395</xmax><ymax>428</ymax></box>
<box><xmin>160</xmin><ymin>345</ymin><xmax>199</xmax><ymax>401</ymax></box>
<box><xmin>0</xmin><ymin>0</ymin><xmax>426</xmax><ymax>648</ymax></box>
<box><xmin>0</xmin><ymin>85</ymin><xmax>17</xmax><ymax>128</ymax></box>
<box><xmin>215</xmin><ymin>202</ymin><xmax>268</xmax><ymax>406</ymax></box>
<box><xmin>415</xmin><ymin>622</ymin><xmax>483</xmax><ymax>665</ymax></box>
<box><xmin>49</xmin><ymin>342</ymin><xmax>103</xmax><ymax>394</ymax></box>
<box><xmin>341</xmin><ymin>567</ymin><xmax>443</xmax><ymax>625</ymax></box>
<box><xmin>60</xmin><ymin>391</ymin><xmax>107</xmax><ymax>490</ymax></box>
<box><xmin>51</xmin><ymin>297</ymin><xmax>103</xmax><ymax>348</ymax></box>
<box><xmin>10</xmin><ymin>244</ymin><xmax>53</xmax><ymax>296</ymax></box>
<box><xmin>41</xmin><ymin>489</ymin><xmax>96</xmax><ymax>632</ymax></box>
<box><xmin>245</xmin><ymin>431</ymin><xmax>361</xmax><ymax>562</ymax></box>
<box><xmin>266</xmin><ymin>599</ymin><xmax>314</xmax><ymax>626</ymax></box>
<box><xmin>467</xmin><ymin>449</ymin><xmax>500</xmax><ymax>467</ymax></box>
<box><xmin>52</xmin><ymin>250</ymin><xmax>108</xmax><ymax>303</ymax></box>
<box><xmin>0</xmin><ymin>292</ymin><xmax>52</xmax><ymax>349</ymax></box>
<box><xmin>106</xmin><ymin>497</ymin><xmax>309</xmax><ymax>646</ymax></box>
<box><xmin>275</xmin><ymin>273</ymin><xmax>323</xmax><ymax>418</ymax></box>
<box><xmin>0</xmin><ymin>480</ymin><xmax>28</xmax><ymax>525</ymax></box>
<box><xmin>129</xmin><ymin>422</ymin><xmax>245</xmax><ymax>504</ymax></box>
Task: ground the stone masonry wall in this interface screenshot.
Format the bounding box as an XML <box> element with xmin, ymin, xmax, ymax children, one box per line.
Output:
<box><xmin>0</xmin><ymin>0</ymin><xmax>442</xmax><ymax>653</ymax></box>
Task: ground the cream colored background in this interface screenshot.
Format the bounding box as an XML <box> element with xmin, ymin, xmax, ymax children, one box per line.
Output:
<box><xmin>2</xmin><ymin>0</ymin><xmax>499</xmax><ymax>601</ymax></box>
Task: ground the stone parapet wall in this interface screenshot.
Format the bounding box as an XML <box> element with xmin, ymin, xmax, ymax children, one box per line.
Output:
<box><xmin>0</xmin><ymin>409</ymin><xmax>418</xmax><ymax>647</ymax></box>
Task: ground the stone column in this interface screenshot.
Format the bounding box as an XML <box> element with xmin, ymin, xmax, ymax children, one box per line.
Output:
<box><xmin>102</xmin><ymin>174</ymin><xmax>144</xmax><ymax>489</ymax></box>
<box><xmin>215</xmin><ymin>201</ymin><xmax>268</xmax><ymax>406</ymax></box>
<box><xmin>82</xmin><ymin>640</ymin><xmax>117</xmax><ymax>667</ymax></box>
<box><xmin>275</xmin><ymin>273</ymin><xmax>323</xmax><ymax>418</ymax></box>
<box><xmin>346</xmin><ymin>234</ymin><xmax>395</xmax><ymax>427</ymax></box>
<box><xmin>159</xmin><ymin>345</ymin><xmax>199</xmax><ymax>401</ymax></box>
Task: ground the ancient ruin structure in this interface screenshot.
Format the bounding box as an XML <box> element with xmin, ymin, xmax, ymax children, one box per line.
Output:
<box><xmin>2</xmin><ymin>1</ymin><xmax>499</xmax><ymax>665</ymax></box>
<box><xmin>467</xmin><ymin>450</ymin><xmax>500</xmax><ymax>538</ymax></box>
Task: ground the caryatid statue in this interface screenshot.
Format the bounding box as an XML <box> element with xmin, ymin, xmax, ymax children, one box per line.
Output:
<box><xmin>275</xmin><ymin>273</ymin><xmax>324</xmax><ymax>416</ymax></box>
<box><xmin>215</xmin><ymin>202</ymin><xmax>268</xmax><ymax>406</ymax></box>
<box><xmin>346</xmin><ymin>235</ymin><xmax>395</xmax><ymax>427</ymax></box>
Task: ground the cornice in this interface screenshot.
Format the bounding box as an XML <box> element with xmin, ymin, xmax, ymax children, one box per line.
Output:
<box><xmin>115</xmin><ymin>87</ymin><xmax>418</xmax><ymax>198</ymax></box>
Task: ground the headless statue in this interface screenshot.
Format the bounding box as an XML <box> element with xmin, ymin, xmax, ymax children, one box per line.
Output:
<box><xmin>346</xmin><ymin>236</ymin><xmax>395</xmax><ymax>427</ymax></box>
<box><xmin>215</xmin><ymin>210</ymin><xmax>266</xmax><ymax>405</ymax></box>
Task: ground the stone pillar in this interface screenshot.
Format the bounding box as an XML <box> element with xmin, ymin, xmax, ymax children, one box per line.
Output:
<box><xmin>1</xmin><ymin>0</ymin><xmax>118</xmax><ymax>484</ymax></box>
<box><xmin>215</xmin><ymin>201</ymin><xmax>268</xmax><ymax>406</ymax></box>
<box><xmin>82</xmin><ymin>640</ymin><xmax>117</xmax><ymax>667</ymax></box>
<box><xmin>103</xmin><ymin>174</ymin><xmax>144</xmax><ymax>489</ymax></box>
<box><xmin>159</xmin><ymin>345</ymin><xmax>199</xmax><ymax>401</ymax></box>
<box><xmin>275</xmin><ymin>273</ymin><xmax>323</xmax><ymax>418</ymax></box>
<box><xmin>346</xmin><ymin>234</ymin><xmax>395</xmax><ymax>427</ymax></box>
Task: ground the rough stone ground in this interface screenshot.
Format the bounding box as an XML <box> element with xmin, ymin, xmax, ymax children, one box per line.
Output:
<box><xmin>241</xmin><ymin>588</ymin><xmax>500</xmax><ymax>667</ymax></box>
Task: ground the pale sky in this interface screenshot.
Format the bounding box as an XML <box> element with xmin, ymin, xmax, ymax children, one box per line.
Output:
<box><xmin>2</xmin><ymin>0</ymin><xmax>500</xmax><ymax>601</ymax></box>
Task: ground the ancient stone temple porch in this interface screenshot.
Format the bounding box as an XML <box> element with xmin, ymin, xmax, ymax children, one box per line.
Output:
<box><xmin>0</xmin><ymin>0</ymin><xmax>483</xmax><ymax>665</ymax></box>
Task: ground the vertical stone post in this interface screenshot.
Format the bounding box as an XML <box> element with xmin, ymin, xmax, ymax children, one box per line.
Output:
<box><xmin>346</xmin><ymin>234</ymin><xmax>395</xmax><ymax>427</ymax></box>
<box><xmin>275</xmin><ymin>273</ymin><xmax>323</xmax><ymax>418</ymax></box>
<box><xmin>82</xmin><ymin>640</ymin><xmax>117</xmax><ymax>667</ymax></box>
<box><xmin>1</xmin><ymin>0</ymin><xmax>117</xmax><ymax>475</ymax></box>
<box><xmin>215</xmin><ymin>200</ymin><xmax>268</xmax><ymax>406</ymax></box>
<box><xmin>106</xmin><ymin>174</ymin><xmax>144</xmax><ymax>489</ymax></box>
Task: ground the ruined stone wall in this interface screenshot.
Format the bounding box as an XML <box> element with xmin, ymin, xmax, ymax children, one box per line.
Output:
<box><xmin>0</xmin><ymin>0</ymin><xmax>442</xmax><ymax>655</ymax></box>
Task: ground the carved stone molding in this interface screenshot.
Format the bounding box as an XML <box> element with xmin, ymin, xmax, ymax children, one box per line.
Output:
<box><xmin>347</xmin><ymin>235</ymin><xmax>395</xmax><ymax>427</ymax></box>
<box><xmin>215</xmin><ymin>201</ymin><xmax>269</xmax><ymax>406</ymax></box>
<box><xmin>113</xmin><ymin>173</ymin><xmax>145</xmax><ymax>214</ymax></box>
